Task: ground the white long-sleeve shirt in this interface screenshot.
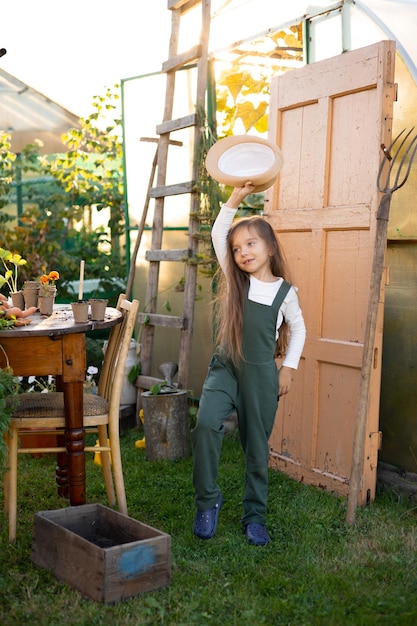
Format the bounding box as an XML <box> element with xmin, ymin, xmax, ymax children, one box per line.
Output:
<box><xmin>212</xmin><ymin>205</ymin><xmax>306</xmax><ymax>369</ymax></box>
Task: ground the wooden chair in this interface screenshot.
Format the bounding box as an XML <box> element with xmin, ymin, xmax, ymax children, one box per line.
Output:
<box><xmin>4</xmin><ymin>294</ymin><xmax>139</xmax><ymax>542</ymax></box>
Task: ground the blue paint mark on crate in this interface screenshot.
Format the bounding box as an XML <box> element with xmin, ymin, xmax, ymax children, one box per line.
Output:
<box><xmin>118</xmin><ymin>544</ymin><xmax>156</xmax><ymax>579</ymax></box>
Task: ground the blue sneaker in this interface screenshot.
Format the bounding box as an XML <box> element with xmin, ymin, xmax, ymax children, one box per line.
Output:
<box><xmin>193</xmin><ymin>495</ymin><xmax>223</xmax><ymax>540</ymax></box>
<box><xmin>244</xmin><ymin>523</ymin><xmax>270</xmax><ymax>546</ymax></box>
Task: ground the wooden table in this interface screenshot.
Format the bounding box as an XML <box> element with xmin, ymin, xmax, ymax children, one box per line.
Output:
<box><xmin>0</xmin><ymin>305</ymin><xmax>122</xmax><ymax>506</ymax></box>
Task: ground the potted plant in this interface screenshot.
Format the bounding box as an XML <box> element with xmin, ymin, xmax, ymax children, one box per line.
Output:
<box><xmin>39</xmin><ymin>270</ymin><xmax>60</xmax><ymax>296</ymax></box>
<box><xmin>0</xmin><ymin>247</ymin><xmax>28</xmax><ymax>309</ymax></box>
<box><xmin>38</xmin><ymin>270</ymin><xmax>60</xmax><ymax>315</ymax></box>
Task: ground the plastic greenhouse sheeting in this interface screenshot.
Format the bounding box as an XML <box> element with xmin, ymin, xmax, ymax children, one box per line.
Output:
<box><xmin>210</xmin><ymin>0</ymin><xmax>417</xmax><ymax>85</ymax></box>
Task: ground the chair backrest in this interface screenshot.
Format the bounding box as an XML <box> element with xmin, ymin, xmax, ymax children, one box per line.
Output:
<box><xmin>97</xmin><ymin>294</ymin><xmax>140</xmax><ymax>414</ymax></box>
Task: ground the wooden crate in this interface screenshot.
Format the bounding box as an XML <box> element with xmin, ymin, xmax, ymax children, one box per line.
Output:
<box><xmin>31</xmin><ymin>504</ymin><xmax>171</xmax><ymax>603</ymax></box>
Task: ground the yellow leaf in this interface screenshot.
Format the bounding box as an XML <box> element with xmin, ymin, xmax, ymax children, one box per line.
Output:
<box><xmin>236</xmin><ymin>101</ymin><xmax>268</xmax><ymax>133</ymax></box>
<box><xmin>221</xmin><ymin>72</ymin><xmax>252</xmax><ymax>102</ymax></box>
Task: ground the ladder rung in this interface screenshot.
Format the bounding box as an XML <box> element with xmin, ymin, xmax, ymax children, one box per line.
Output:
<box><xmin>140</xmin><ymin>136</ymin><xmax>183</xmax><ymax>147</ymax></box>
<box><xmin>145</xmin><ymin>249</ymin><xmax>190</xmax><ymax>262</ymax></box>
<box><xmin>138</xmin><ymin>312</ymin><xmax>187</xmax><ymax>329</ymax></box>
<box><xmin>162</xmin><ymin>45</ymin><xmax>202</xmax><ymax>73</ymax></box>
<box><xmin>18</xmin><ymin>447</ymin><xmax>65</xmax><ymax>454</ymax></box>
<box><xmin>150</xmin><ymin>181</ymin><xmax>194</xmax><ymax>198</ymax></box>
<box><xmin>157</xmin><ymin>113</ymin><xmax>197</xmax><ymax>135</ymax></box>
<box><xmin>168</xmin><ymin>0</ymin><xmax>201</xmax><ymax>12</ymax></box>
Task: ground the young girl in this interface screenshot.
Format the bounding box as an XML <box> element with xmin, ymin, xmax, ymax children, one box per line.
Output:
<box><xmin>191</xmin><ymin>182</ymin><xmax>306</xmax><ymax>546</ymax></box>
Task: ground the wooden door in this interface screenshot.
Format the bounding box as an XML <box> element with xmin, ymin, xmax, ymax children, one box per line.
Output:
<box><xmin>266</xmin><ymin>41</ymin><xmax>396</xmax><ymax>505</ymax></box>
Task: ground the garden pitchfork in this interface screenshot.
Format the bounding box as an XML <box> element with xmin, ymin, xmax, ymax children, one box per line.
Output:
<box><xmin>347</xmin><ymin>128</ymin><xmax>417</xmax><ymax>525</ymax></box>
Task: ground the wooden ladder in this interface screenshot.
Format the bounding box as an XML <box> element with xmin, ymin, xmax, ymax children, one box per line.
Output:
<box><xmin>136</xmin><ymin>0</ymin><xmax>211</xmax><ymax>393</ymax></box>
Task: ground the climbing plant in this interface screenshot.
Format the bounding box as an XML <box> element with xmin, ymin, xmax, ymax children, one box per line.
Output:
<box><xmin>193</xmin><ymin>23</ymin><xmax>304</xmax><ymax>279</ymax></box>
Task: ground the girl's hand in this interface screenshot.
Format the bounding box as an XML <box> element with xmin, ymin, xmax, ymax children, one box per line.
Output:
<box><xmin>279</xmin><ymin>366</ymin><xmax>293</xmax><ymax>396</ymax></box>
<box><xmin>226</xmin><ymin>182</ymin><xmax>256</xmax><ymax>208</ymax></box>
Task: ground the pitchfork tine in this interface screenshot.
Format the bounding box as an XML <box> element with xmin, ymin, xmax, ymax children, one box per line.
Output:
<box><xmin>393</xmin><ymin>134</ymin><xmax>417</xmax><ymax>191</ymax></box>
<box><xmin>377</xmin><ymin>127</ymin><xmax>417</xmax><ymax>193</ymax></box>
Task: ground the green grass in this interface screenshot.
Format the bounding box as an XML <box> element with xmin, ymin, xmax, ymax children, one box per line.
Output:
<box><xmin>2</xmin><ymin>428</ymin><xmax>417</xmax><ymax>625</ymax></box>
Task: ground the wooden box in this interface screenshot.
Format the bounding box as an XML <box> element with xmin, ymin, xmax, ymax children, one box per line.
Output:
<box><xmin>31</xmin><ymin>504</ymin><xmax>171</xmax><ymax>603</ymax></box>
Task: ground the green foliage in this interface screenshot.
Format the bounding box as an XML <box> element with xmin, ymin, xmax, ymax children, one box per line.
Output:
<box><xmin>0</xmin><ymin>346</ymin><xmax>19</xmax><ymax>469</ymax></box>
<box><xmin>0</xmin><ymin>310</ymin><xmax>18</xmax><ymax>329</ymax></box>
<box><xmin>0</xmin><ymin>87</ymin><xmax>126</xmax><ymax>300</ymax></box>
<box><xmin>128</xmin><ymin>361</ymin><xmax>141</xmax><ymax>385</ymax></box>
<box><xmin>52</xmin><ymin>87</ymin><xmax>125</xmax><ymax>240</ymax></box>
<box><xmin>0</xmin><ymin>131</ymin><xmax>16</xmax><ymax>215</ymax></box>
<box><xmin>149</xmin><ymin>380</ymin><xmax>170</xmax><ymax>395</ymax></box>
<box><xmin>0</xmin><ymin>370</ymin><xmax>17</xmax><ymax>467</ymax></box>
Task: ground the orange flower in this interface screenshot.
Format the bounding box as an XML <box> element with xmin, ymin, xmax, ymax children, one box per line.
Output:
<box><xmin>39</xmin><ymin>270</ymin><xmax>60</xmax><ymax>295</ymax></box>
<box><xmin>48</xmin><ymin>271</ymin><xmax>60</xmax><ymax>282</ymax></box>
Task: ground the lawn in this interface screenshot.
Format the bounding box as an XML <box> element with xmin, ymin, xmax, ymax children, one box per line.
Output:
<box><xmin>1</xmin><ymin>427</ymin><xmax>417</xmax><ymax>625</ymax></box>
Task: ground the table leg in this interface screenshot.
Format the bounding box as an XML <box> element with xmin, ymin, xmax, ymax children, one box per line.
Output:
<box><xmin>56</xmin><ymin>435</ymin><xmax>69</xmax><ymax>498</ymax></box>
<box><xmin>54</xmin><ymin>376</ymin><xmax>69</xmax><ymax>497</ymax></box>
<box><xmin>63</xmin><ymin>381</ymin><xmax>85</xmax><ymax>505</ymax></box>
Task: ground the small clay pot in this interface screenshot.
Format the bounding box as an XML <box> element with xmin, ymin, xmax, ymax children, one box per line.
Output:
<box><xmin>38</xmin><ymin>295</ymin><xmax>55</xmax><ymax>316</ymax></box>
<box><xmin>10</xmin><ymin>291</ymin><xmax>25</xmax><ymax>310</ymax></box>
<box><xmin>71</xmin><ymin>301</ymin><xmax>89</xmax><ymax>323</ymax></box>
<box><xmin>89</xmin><ymin>298</ymin><xmax>108</xmax><ymax>321</ymax></box>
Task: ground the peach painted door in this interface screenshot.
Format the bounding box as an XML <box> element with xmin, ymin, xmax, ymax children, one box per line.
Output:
<box><xmin>266</xmin><ymin>41</ymin><xmax>396</xmax><ymax>505</ymax></box>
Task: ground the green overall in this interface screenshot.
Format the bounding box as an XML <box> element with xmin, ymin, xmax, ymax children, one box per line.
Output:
<box><xmin>192</xmin><ymin>280</ymin><xmax>291</xmax><ymax>526</ymax></box>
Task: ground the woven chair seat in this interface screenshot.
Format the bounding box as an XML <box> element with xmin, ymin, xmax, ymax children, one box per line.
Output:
<box><xmin>11</xmin><ymin>392</ymin><xmax>109</xmax><ymax>419</ymax></box>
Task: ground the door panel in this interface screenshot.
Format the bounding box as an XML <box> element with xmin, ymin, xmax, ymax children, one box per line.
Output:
<box><xmin>267</xmin><ymin>41</ymin><xmax>396</xmax><ymax>504</ymax></box>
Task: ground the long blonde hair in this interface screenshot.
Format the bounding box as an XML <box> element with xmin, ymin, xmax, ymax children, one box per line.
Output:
<box><xmin>215</xmin><ymin>216</ymin><xmax>290</xmax><ymax>364</ymax></box>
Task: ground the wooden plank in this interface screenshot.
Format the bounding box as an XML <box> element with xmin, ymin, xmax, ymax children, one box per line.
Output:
<box><xmin>156</xmin><ymin>113</ymin><xmax>197</xmax><ymax>135</ymax></box>
<box><xmin>0</xmin><ymin>335</ymin><xmax>63</xmax><ymax>376</ymax></box>
<box><xmin>168</xmin><ymin>0</ymin><xmax>201</xmax><ymax>14</ymax></box>
<box><xmin>137</xmin><ymin>312</ymin><xmax>186</xmax><ymax>329</ymax></box>
<box><xmin>162</xmin><ymin>45</ymin><xmax>202</xmax><ymax>73</ymax></box>
<box><xmin>62</xmin><ymin>334</ymin><xmax>86</xmax><ymax>383</ymax></box>
<box><xmin>150</xmin><ymin>181</ymin><xmax>194</xmax><ymax>198</ymax></box>
<box><xmin>140</xmin><ymin>136</ymin><xmax>183</xmax><ymax>147</ymax></box>
<box><xmin>145</xmin><ymin>249</ymin><xmax>190</xmax><ymax>262</ymax></box>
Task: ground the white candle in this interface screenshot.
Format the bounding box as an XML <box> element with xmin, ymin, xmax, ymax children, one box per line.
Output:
<box><xmin>78</xmin><ymin>260</ymin><xmax>85</xmax><ymax>301</ymax></box>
